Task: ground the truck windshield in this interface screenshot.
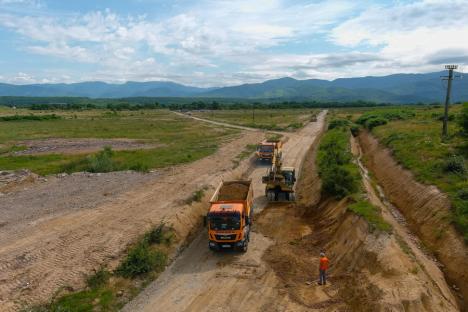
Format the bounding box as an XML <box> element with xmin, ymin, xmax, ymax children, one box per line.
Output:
<box><xmin>209</xmin><ymin>215</ymin><xmax>241</xmax><ymax>230</ymax></box>
<box><xmin>260</xmin><ymin>145</ymin><xmax>274</xmax><ymax>152</ymax></box>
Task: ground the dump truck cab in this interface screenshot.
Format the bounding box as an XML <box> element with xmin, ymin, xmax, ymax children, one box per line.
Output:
<box><xmin>256</xmin><ymin>139</ymin><xmax>282</xmax><ymax>162</ymax></box>
<box><xmin>206</xmin><ymin>180</ymin><xmax>253</xmax><ymax>252</ymax></box>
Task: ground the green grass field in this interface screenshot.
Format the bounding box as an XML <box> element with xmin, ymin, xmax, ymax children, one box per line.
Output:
<box><xmin>334</xmin><ymin>104</ymin><xmax>467</xmax><ymax>240</ymax></box>
<box><xmin>0</xmin><ymin>108</ymin><xmax>238</xmax><ymax>175</ymax></box>
<box><xmin>192</xmin><ymin>109</ymin><xmax>316</xmax><ymax>131</ymax></box>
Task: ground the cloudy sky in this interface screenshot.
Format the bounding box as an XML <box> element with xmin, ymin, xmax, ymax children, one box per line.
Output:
<box><xmin>0</xmin><ymin>0</ymin><xmax>466</xmax><ymax>86</ymax></box>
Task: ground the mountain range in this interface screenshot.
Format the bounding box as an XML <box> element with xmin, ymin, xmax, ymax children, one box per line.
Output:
<box><xmin>0</xmin><ymin>71</ymin><xmax>466</xmax><ymax>103</ymax></box>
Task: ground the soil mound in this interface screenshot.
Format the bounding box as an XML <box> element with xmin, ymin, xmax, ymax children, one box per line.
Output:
<box><xmin>358</xmin><ymin>131</ymin><xmax>467</xmax><ymax>306</ymax></box>
<box><xmin>218</xmin><ymin>183</ymin><xmax>249</xmax><ymax>201</ymax></box>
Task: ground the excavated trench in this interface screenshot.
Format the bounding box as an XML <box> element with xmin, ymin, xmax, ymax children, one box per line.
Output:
<box><xmin>358</xmin><ymin>131</ymin><xmax>467</xmax><ymax>308</ymax></box>
<box><xmin>254</xmin><ymin>131</ymin><xmax>460</xmax><ymax>311</ymax></box>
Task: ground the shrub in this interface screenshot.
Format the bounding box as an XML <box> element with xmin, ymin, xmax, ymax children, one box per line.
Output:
<box><xmin>0</xmin><ymin>114</ymin><xmax>60</xmax><ymax>121</ymax></box>
<box><xmin>328</xmin><ymin>118</ymin><xmax>350</xmax><ymax>130</ymax></box>
<box><xmin>186</xmin><ymin>189</ymin><xmax>205</xmax><ymax>204</ymax></box>
<box><xmin>144</xmin><ymin>223</ymin><xmax>165</xmax><ymax>245</ymax></box>
<box><xmin>287</xmin><ymin>122</ymin><xmax>303</xmax><ymax>129</ymax></box>
<box><xmin>317</xmin><ymin>128</ymin><xmax>358</xmax><ymax>199</ymax></box>
<box><xmin>321</xmin><ymin>165</ymin><xmax>358</xmax><ymax>198</ymax></box>
<box><xmin>365</xmin><ymin>117</ymin><xmax>388</xmax><ymax>129</ymax></box>
<box><xmin>443</xmin><ymin>155</ymin><xmax>466</xmax><ymax>174</ymax></box>
<box><xmin>88</xmin><ymin>146</ymin><xmax>116</xmax><ymax>173</ymax></box>
<box><xmin>457</xmin><ymin>189</ymin><xmax>468</xmax><ymax>201</ymax></box>
<box><xmin>116</xmin><ymin>242</ymin><xmax>166</xmax><ymax>278</ymax></box>
<box><xmin>350</xmin><ymin>124</ymin><xmax>360</xmax><ymax>137</ymax></box>
<box><xmin>86</xmin><ymin>267</ymin><xmax>110</xmax><ymax>289</ymax></box>
<box><xmin>130</xmin><ymin>162</ymin><xmax>150</xmax><ymax>172</ymax></box>
<box><xmin>458</xmin><ymin>103</ymin><xmax>468</xmax><ymax>135</ymax></box>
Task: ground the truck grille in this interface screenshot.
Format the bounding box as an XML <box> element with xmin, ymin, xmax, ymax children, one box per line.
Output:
<box><xmin>215</xmin><ymin>234</ymin><xmax>237</xmax><ymax>240</ymax></box>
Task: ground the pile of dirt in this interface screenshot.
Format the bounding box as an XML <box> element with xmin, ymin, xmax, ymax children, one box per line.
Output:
<box><xmin>0</xmin><ymin>170</ymin><xmax>38</xmax><ymax>193</ymax></box>
<box><xmin>217</xmin><ymin>182</ymin><xmax>249</xmax><ymax>201</ymax></box>
<box><xmin>358</xmin><ymin>131</ymin><xmax>467</xmax><ymax>305</ymax></box>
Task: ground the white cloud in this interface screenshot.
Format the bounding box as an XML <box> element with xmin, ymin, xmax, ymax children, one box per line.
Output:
<box><xmin>330</xmin><ymin>0</ymin><xmax>468</xmax><ymax>72</ymax></box>
<box><xmin>0</xmin><ymin>0</ymin><xmax>467</xmax><ymax>85</ymax></box>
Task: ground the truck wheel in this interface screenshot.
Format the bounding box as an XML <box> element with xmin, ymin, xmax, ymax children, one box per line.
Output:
<box><xmin>242</xmin><ymin>240</ymin><xmax>248</xmax><ymax>252</ymax></box>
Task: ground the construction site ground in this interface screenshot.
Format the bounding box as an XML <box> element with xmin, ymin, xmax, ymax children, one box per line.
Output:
<box><xmin>0</xmin><ymin>111</ymin><xmax>462</xmax><ymax>311</ymax></box>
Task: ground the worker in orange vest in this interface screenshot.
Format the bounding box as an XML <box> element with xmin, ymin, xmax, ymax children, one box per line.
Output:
<box><xmin>318</xmin><ymin>252</ymin><xmax>329</xmax><ymax>285</ymax></box>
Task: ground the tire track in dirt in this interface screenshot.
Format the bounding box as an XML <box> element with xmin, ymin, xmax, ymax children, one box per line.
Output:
<box><xmin>0</xmin><ymin>129</ymin><xmax>263</xmax><ymax>311</ymax></box>
<box><xmin>122</xmin><ymin>111</ymin><xmax>327</xmax><ymax>312</ymax></box>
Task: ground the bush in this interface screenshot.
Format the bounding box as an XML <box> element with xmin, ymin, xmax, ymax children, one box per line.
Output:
<box><xmin>328</xmin><ymin>118</ymin><xmax>350</xmax><ymax>130</ymax></box>
<box><xmin>350</xmin><ymin>124</ymin><xmax>360</xmax><ymax>137</ymax></box>
<box><xmin>130</xmin><ymin>162</ymin><xmax>149</xmax><ymax>172</ymax></box>
<box><xmin>321</xmin><ymin>165</ymin><xmax>358</xmax><ymax>198</ymax></box>
<box><xmin>116</xmin><ymin>242</ymin><xmax>166</xmax><ymax>278</ymax></box>
<box><xmin>86</xmin><ymin>267</ymin><xmax>110</xmax><ymax>289</ymax></box>
<box><xmin>0</xmin><ymin>114</ymin><xmax>60</xmax><ymax>121</ymax></box>
<box><xmin>88</xmin><ymin>146</ymin><xmax>115</xmax><ymax>173</ymax></box>
<box><xmin>365</xmin><ymin>117</ymin><xmax>388</xmax><ymax>129</ymax></box>
<box><xmin>443</xmin><ymin>155</ymin><xmax>466</xmax><ymax>174</ymax></box>
<box><xmin>317</xmin><ymin>128</ymin><xmax>358</xmax><ymax>199</ymax></box>
<box><xmin>458</xmin><ymin>103</ymin><xmax>468</xmax><ymax>135</ymax></box>
<box><xmin>457</xmin><ymin>189</ymin><xmax>468</xmax><ymax>201</ymax></box>
<box><xmin>144</xmin><ymin>223</ymin><xmax>165</xmax><ymax>245</ymax></box>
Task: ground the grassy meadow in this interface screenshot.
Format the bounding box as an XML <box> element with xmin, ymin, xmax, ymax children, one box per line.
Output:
<box><xmin>192</xmin><ymin>109</ymin><xmax>317</xmax><ymax>131</ymax></box>
<box><xmin>0</xmin><ymin>107</ymin><xmax>238</xmax><ymax>175</ymax></box>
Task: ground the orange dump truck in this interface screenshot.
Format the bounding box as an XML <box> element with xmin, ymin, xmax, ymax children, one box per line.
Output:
<box><xmin>256</xmin><ymin>139</ymin><xmax>282</xmax><ymax>162</ymax></box>
<box><xmin>206</xmin><ymin>180</ymin><xmax>253</xmax><ymax>252</ymax></box>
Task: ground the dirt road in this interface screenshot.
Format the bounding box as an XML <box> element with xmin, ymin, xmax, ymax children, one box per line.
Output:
<box><xmin>123</xmin><ymin>112</ymin><xmax>327</xmax><ymax>312</ymax></box>
<box><xmin>0</xmin><ymin>127</ymin><xmax>262</xmax><ymax>311</ymax></box>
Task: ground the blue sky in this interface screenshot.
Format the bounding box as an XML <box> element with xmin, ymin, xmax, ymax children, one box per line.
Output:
<box><xmin>0</xmin><ymin>0</ymin><xmax>467</xmax><ymax>86</ymax></box>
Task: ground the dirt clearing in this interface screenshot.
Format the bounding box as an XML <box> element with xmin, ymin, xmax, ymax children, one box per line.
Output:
<box><xmin>11</xmin><ymin>138</ymin><xmax>161</xmax><ymax>155</ymax></box>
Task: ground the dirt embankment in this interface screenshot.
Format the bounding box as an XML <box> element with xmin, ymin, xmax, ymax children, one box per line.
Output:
<box><xmin>358</xmin><ymin>131</ymin><xmax>467</xmax><ymax>304</ymax></box>
<box><xmin>257</xmin><ymin>129</ymin><xmax>458</xmax><ymax>311</ymax></box>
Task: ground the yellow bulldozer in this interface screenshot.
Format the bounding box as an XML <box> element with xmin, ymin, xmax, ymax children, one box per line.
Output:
<box><xmin>261</xmin><ymin>151</ymin><xmax>296</xmax><ymax>201</ymax></box>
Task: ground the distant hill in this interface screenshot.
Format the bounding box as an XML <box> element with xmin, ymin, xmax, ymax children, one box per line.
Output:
<box><xmin>0</xmin><ymin>81</ymin><xmax>210</xmax><ymax>98</ymax></box>
<box><xmin>0</xmin><ymin>71</ymin><xmax>466</xmax><ymax>103</ymax></box>
<box><xmin>200</xmin><ymin>72</ymin><xmax>467</xmax><ymax>103</ymax></box>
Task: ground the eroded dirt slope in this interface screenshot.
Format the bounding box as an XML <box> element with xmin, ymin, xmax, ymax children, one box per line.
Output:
<box><xmin>358</xmin><ymin>131</ymin><xmax>467</xmax><ymax>305</ymax></box>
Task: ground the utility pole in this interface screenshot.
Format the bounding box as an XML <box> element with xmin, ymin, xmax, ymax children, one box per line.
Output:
<box><xmin>441</xmin><ymin>65</ymin><xmax>458</xmax><ymax>137</ymax></box>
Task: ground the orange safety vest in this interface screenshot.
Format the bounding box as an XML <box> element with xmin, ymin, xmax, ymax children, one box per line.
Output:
<box><xmin>319</xmin><ymin>256</ymin><xmax>329</xmax><ymax>270</ymax></box>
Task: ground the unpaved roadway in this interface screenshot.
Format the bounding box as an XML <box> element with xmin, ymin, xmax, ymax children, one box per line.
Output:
<box><xmin>0</xmin><ymin>127</ymin><xmax>262</xmax><ymax>311</ymax></box>
<box><xmin>123</xmin><ymin>112</ymin><xmax>327</xmax><ymax>312</ymax></box>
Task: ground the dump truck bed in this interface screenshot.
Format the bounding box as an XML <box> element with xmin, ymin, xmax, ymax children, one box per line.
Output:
<box><xmin>210</xmin><ymin>180</ymin><xmax>252</xmax><ymax>203</ymax></box>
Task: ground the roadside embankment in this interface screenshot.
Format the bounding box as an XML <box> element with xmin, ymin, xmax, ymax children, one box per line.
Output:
<box><xmin>358</xmin><ymin>131</ymin><xmax>467</xmax><ymax>306</ymax></box>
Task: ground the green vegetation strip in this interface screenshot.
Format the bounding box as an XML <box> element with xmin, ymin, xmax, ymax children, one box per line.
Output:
<box><xmin>355</xmin><ymin>105</ymin><xmax>467</xmax><ymax>241</ymax></box>
<box><xmin>0</xmin><ymin>114</ymin><xmax>60</xmax><ymax>121</ymax></box>
<box><xmin>25</xmin><ymin>224</ymin><xmax>173</xmax><ymax>312</ymax></box>
<box><xmin>317</xmin><ymin>119</ymin><xmax>391</xmax><ymax>233</ymax></box>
